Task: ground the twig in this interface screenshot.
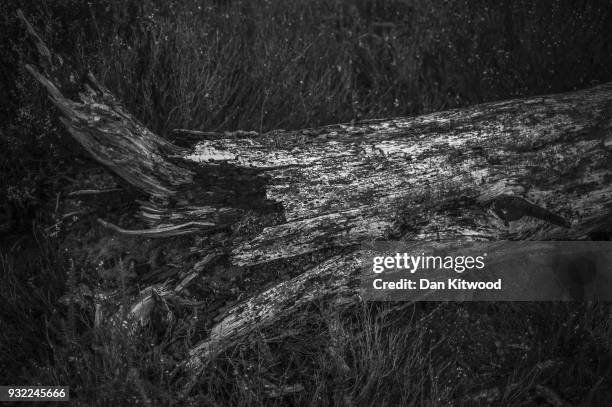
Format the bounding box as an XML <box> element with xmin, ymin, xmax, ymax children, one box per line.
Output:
<box><xmin>172</xmin><ymin>129</ymin><xmax>259</xmax><ymax>139</ymax></box>
<box><xmin>61</xmin><ymin>211</ymin><xmax>87</xmax><ymax>219</ymax></box>
<box><xmin>16</xmin><ymin>9</ymin><xmax>52</xmax><ymax>63</ymax></box>
<box><xmin>175</xmin><ymin>272</ymin><xmax>199</xmax><ymax>293</ymax></box>
<box><xmin>68</xmin><ymin>188</ymin><xmax>122</xmax><ymax>196</ymax></box>
<box><xmin>261</xmin><ymin>380</ymin><xmax>305</xmax><ymax>398</ymax></box>
<box><xmin>97</xmin><ymin>218</ymin><xmax>215</xmax><ymax>237</ymax></box>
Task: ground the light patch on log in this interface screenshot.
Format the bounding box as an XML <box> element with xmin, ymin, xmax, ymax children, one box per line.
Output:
<box><xmin>183</xmin><ymin>253</ymin><xmax>362</xmax><ymax>373</ymax></box>
<box><xmin>178</xmin><ymin>84</ymin><xmax>611</xmax><ymax>264</ymax></box>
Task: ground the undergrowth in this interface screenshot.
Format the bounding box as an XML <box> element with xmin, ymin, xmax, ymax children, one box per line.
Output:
<box><xmin>2</xmin><ymin>237</ymin><xmax>611</xmax><ymax>406</ymax></box>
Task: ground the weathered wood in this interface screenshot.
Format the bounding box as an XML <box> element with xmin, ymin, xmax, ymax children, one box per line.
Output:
<box><xmin>182</xmin><ymin>253</ymin><xmax>362</xmax><ymax>372</ymax></box>
<box><xmin>177</xmin><ymin>90</ymin><xmax>612</xmax><ymax>379</ymax></box>
<box><xmin>186</xmin><ymin>88</ymin><xmax>612</xmax><ymax>265</ymax></box>
<box><xmin>20</xmin><ymin>10</ymin><xmax>612</xmax><ymax>389</ymax></box>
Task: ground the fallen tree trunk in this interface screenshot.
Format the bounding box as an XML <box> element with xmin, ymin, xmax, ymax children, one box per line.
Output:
<box><xmin>20</xmin><ymin>10</ymin><xmax>612</xmax><ymax>388</ymax></box>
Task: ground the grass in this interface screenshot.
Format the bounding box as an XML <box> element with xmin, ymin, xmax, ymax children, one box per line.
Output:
<box><xmin>2</xmin><ymin>0</ymin><xmax>612</xmax><ymax>405</ymax></box>
<box><xmin>5</xmin><ymin>0</ymin><xmax>612</xmax><ymax>135</ymax></box>
<box><xmin>2</xmin><ymin>240</ymin><xmax>611</xmax><ymax>406</ymax></box>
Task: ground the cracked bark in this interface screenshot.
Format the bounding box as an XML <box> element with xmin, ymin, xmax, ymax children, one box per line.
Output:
<box><xmin>20</xmin><ymin>10</ymin><xmax>612</xmax><ymax>388</ymax></box>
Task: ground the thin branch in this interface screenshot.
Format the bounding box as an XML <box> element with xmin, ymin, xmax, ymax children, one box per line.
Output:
<box><xmin>68</xmin><ymin>188</ymin><xmax>123</xmax><ymax>196</ymax></box>
<box><xmin>97</xmin><ymin>218</ymin><xmax>215</xmax><ymax>237</ymax></box>
<box><xmin>172</xmin><ymin>129</ymin><xmax>259</xmax><ymax>139</ymax></box>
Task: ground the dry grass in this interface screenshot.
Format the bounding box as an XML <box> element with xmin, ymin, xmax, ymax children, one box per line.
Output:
<box><xmin>3</xmin><ymin>243</ymin><xmax>611</xmax><ymax>406</ymax></box>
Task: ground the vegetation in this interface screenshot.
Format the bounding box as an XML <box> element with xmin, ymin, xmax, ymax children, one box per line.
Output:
<box><xmin>1</xmin><ymin>0</ymin><xmax>611</xmax><ymax>405</ymax></box>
